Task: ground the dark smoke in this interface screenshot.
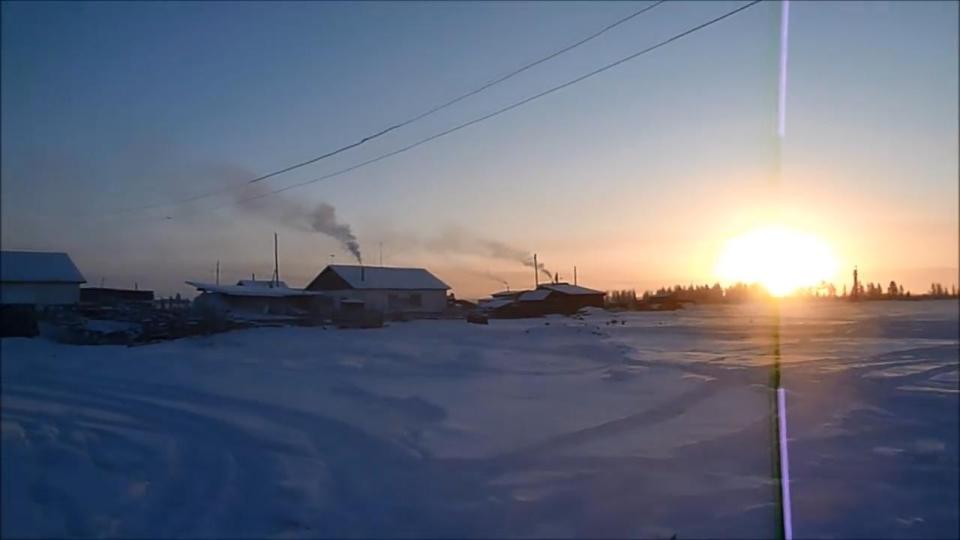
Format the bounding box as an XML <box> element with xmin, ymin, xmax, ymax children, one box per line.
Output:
<box><xmin>308</xmin><ymin>203</ymin><xmax>362</xmax><ymax>263</ymax></box>
<box><xmin>234</xmin><ymin>183</ymin><xmax>362</xmax><ymax>263</ymax></box>
<box><xmin>522</xmin><ymin>256</ymin><xmax>553</xmax><ymax>281</ymax></box>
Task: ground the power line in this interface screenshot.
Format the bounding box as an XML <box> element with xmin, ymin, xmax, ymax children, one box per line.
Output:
<box><xmin>231</xmin><ymin>0</ymin><xmax>762</xmax><ymax>206</ymax></box>
<box><xmin>245</xmin><ymin>0</ymin><xmax>667</xmax><ymax>185</ymax></box>
<box><xmin>104</xmin><ymin>1</ymin><xmax>667</xmax><ymax>218</ymax></box>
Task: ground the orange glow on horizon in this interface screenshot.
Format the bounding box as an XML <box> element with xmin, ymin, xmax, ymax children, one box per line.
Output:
<box><xmin>714</xmin><ymin>225</ymin><xmax>840</xmax><ymax>296</ymax></box>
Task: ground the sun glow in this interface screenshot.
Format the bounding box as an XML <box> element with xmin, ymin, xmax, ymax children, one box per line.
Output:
<box><xmin>715</xmin><ymin>225</ymin><xmax>839</xmax><ymax>297</ymax></box>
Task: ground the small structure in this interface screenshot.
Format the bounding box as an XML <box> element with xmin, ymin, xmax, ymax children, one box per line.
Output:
<box><xmin>1</xmin><ymin>250</ymin><xmax>86</xmax><ymax>306</ymax></box>
<box><xmin>80</xmin><ymin>287</ymin><xmax>154</xmax><ymax>306</ymax></box>
<box><xmin>479</xmin><ymin>282</ymin><xmax>605</xmax><ymax>318</ymax></box>
<box><xmin>305</xmin><ymin>265</ymin><xmax>450</xmax><ymax>316</ymax></box>
<box><xmin>187</xmin><ymin>279</ymin><xmax>330</xmax><ymax>320</ymax></box>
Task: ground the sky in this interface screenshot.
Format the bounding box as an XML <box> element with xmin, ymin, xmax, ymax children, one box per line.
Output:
<box><xmin>2</xmin><ymin>1</ymin><xmax>957</xmax><ymax>299</ymax></box>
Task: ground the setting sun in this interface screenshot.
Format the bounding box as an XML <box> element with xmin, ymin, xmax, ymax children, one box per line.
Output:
<box><xmin>715</xmin><ymin>225</ymin><xmax>839</xmax><ymax>296</ymax></box>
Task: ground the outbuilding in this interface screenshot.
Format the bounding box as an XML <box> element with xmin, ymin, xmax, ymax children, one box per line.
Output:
<box><xmin>186</xmin><ymin>279</ymin><xmax>329</xmax><ymax>319</ymax></box>
<box><xmin>305</xmin><ymin>265</ymin><xmax>450</xmax><ymax>316</ymax></box>
<box><xmin>479</xmin><ymin>282</ymin><xmax>605</xmax><ymax>317</ymax></box>
<box><xmin>0</xmin><ymin>251</ymin><xmax>86</xmax><ymax>306</ymax></box>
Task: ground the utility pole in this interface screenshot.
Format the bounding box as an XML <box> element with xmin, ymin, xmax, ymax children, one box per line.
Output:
<box><xmin>273</xmin><ymin>232</ymin><xmax>279</xmax><ymax>287</ymax></box>
<box><xmin>379</xmin><ymin>242</ymin><xmax>383</xmax><ymax>267</ymax></box>
<box><xmin>574</xmin><ymin>266</ymin><xmax>578</xmax><ymax>286</ymax></box>
<box><xmin>533</xmin><ymin>254</ymin><xmax>539</xmax><ymax>289</ymax></box>
<box><xmin>216</xmin><ymin>260</ymin><xmax>220</xmax><ymax>286</ymax></box>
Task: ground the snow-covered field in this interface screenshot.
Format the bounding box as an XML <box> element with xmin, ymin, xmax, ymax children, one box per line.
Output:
<box><xmin>2</xmin><ymin>300</ymin><xmax>957</xmax><ymax>538</ymax></box>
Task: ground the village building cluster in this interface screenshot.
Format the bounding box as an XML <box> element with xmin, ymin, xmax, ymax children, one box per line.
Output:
<box><xmin>0</xmin><ymin>249</ymin><xmax>608</xmax><ymax>339</ymax></box>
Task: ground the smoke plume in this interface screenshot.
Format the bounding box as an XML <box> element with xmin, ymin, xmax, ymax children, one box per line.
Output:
<box><xmin>425</xmin><ymin>227</ymin><xmax>551</xmax><ymax>278</ymax></box>
<box><xmin>234</xmin><ymin>183</ymin><xmax>362</xmax><ymax>263</ymax></box>
<box><xmin>307</xmin><ymin>202</ymin><xmax>362</xmax><ymax>263</ymax></box>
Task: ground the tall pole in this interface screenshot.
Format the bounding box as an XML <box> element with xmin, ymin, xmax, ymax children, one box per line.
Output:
<box><xmin>216</xmin><ymin>260</ymin><xmax>220</xmax><ymax>286</ymax></box>
<box><xmin>274</xmin><ymin>232</ymin><xmax>279</xmax><ymax>286</ymax></box>
<box><xmin>379</xmin><ymin>242</ymin><xmax>383</xmax><ymax>267</ymax></box>
<box><xmin>574</xmin><ymin>266</ymin><xmax>578</xmax><ymax>286</ymax></box>
<box><xmin>533</xmin><ymin>253</ymin><xmax>539</xmax><ymax>289</ymax></box>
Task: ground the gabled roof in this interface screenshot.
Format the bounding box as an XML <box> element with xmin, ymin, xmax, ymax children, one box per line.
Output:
<box><xmin>540</xmin><ymin>283</ymin><xmax>604</xmax><ymax>296</ymax></box>
<box><xmin>186</xmin><ymin>281</ymin><xmax>321</xmax><ymax>298</ymax></box>
<box><xmin>491</xmin><ymin>290</ymin><xmax>525</xmax><ymax>298</ymax></box>
<box><xmin>1</xmin><ymin>251</ymin><xmax>86</xmax><ymax>283</ymax></box>
<box><xmin>315</xmin><ymin>265</ymin><xmax>449</xmax><ymax>290</ymax></box>
<box><xmin>236</xmin><ymin>279</ymin><xmax>289</xmax><ymax>288</ymax></box>
<box><xmin>518</xmin><ymin>289</ymin><xmax>551</xmax><ymax>302</ymax></box>
<box><xmin>479</xmin><ymin>298</ymin><xmax>515</xmax><ymax>310</ymax></box>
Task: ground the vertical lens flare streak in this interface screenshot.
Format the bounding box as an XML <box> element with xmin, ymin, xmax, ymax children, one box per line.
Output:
<box><xmin>778</xmin><ymin>0</ymin><xmax>790</xmax><ymax>139</ymax></box>
<box><xmin>774</xmin><ymin>3</ymin><xmax>793</xmax><ymax>540</ymax></box>
<box><xmin>778</xmin><ymin>387</ymin><xmax>794</xmax><ymax>540</ymax></box>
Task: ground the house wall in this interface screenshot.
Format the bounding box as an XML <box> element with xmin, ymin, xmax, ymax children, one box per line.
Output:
<box><xmin>0</xmin><ymin>282</ymin><xmax>81</xmax><ymax>306</ymax></box>
<box><xmin>328</xmin><ymin>289</ymin><xmax>446</xmax><ymax>314</ymax></box>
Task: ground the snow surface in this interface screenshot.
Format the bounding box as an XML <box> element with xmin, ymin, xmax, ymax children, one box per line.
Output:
<box><xmin>2</xmin><ymin>300</ymin><xmax>957</xmax><ymax>538</ymax></box>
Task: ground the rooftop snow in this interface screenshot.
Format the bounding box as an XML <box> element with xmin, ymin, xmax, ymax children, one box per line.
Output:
<box><xmin>518</xmin><ymin>289</ymin><xmax>551</xmax><ymax>302</ymax></box>
<box><xmin>478</xmin><ymin>298</ymin><xmax>514</xmax><ymax>310</ymax></box>
<box><xmin>540</xmin><ymin>283</ymin><xmax>604</xmax><ymax>296</ymax></box>
<box><xmin>237</xmin><ymin>280</ymin><xmax>289</xmax><ymax>288</ymax></box>
<box><xmin>324</xmin><ymin>265</ymin><xmax>449</xmax><ymax>290</ymax></box>
<box><xmin>186</xmin><ymin>281</ymin><xmax>322</xmax><ymax>298</ymax></box>
<box><xmin>0</xmin><ymin>251</ymin><xmax>85</xmax><ymax>283</ymax></box>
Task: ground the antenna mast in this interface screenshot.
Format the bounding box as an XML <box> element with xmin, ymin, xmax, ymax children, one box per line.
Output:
<box><xmin>273</xmin><ymin>232</ymin><xmax>279</xmax><ymax>287</ymax></box>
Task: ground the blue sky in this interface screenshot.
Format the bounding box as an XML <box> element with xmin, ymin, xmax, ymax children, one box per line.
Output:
<box><xmin>2</xmin><ymin>1</ymin><xmax>956</xmax><ymax>298</ymax></box>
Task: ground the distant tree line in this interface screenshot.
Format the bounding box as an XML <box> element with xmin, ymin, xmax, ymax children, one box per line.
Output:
<box><xmin>605</xmin><ymin>279</ymin><xmax>958</xmax><ymax>309</ymax></box>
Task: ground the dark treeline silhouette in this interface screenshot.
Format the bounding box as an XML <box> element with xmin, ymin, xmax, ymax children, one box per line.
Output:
<box><xmin>605</xmin><ymin>279</ymin><xmax>958</xmax><ymax>309</ymax></box>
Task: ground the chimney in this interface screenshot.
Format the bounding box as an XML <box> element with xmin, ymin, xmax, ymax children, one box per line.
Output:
<box><xmin>361</xmin><ymin>264</ymin><xmax>365</xmax><ymax>281</ymax></box>
<box><xmin>533</xmin><ymin>253</ymin><xmax>539</xmax><ymax>289</ymax></box>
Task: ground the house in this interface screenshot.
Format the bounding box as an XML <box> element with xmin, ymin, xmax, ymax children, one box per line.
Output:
<box><xmin>0</xmin><ymin>251</ymin><xmax>86</xmax><ymax>306</ymax></box>
<box><xmin>479</xmin><ymin>282</ymin><xmax>605</xmax><ymax>318</ymax></box>
<box><xmin>305</xmin><ymin>265</ymin><xmax>449</xmax><ymax>315</ymax></box>
<box><xmin>80</xmin><ymin>287</ymin><xmax>155</xmax><ymax>305</ymax></box>
<box><xmin>186</xmin><ymin>279</ymin><xmax>330</xmax><ymax>318</ymax></box>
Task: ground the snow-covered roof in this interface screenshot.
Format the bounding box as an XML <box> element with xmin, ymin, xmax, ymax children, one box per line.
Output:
<box><xmin>479</xmin><ymin>298</ymin><xmax>515</xmax><ymax>310</ymax></box>
<box><xmin>540</xmin><ymin>283</ymin><xmax>604</xmax><ymax>296</ymax></box>
<box><xmin>1</xmin><ymin>251</ymin><xmax>85</xmax><ymax>283</ymax></box>
<box><xmin>186</xmin><ymin>281</ymin><xmax>322</xmax><ymax>298</ymax></box>
<box><xmin>518</xmin><ymin>289</ymin><xmax>551</xmax><ymax>302</ymax></box>
<box><xmin>491</xmin><ymin>290</ymin><xmax>524</xmax><ymax>298</ymax></box>
<box><xmin>237</xmin><ymin>279</ymin><xmax>289</xmax><ymax>288</ymax></box>
<box><xmin>323</xmin><ymin>265</ymin><xmax>449</xmax><ymax>290</ymax></box>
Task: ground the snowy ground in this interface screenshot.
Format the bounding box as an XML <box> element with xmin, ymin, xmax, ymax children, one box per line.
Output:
<box><xmin>2</xmin><ymin>300</ymin><xmax>957</xmax><ymax>538</ymax></box>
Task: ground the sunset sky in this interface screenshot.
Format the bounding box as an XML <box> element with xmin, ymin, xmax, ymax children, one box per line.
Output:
<box><xmin>2</xmin><ymin>1</ymin><xmax>957</xmax><ymax>299</ymax></box>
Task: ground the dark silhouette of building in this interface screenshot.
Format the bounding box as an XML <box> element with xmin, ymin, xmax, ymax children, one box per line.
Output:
<box><xmin>80</xmin><ymin>287</ymin><xmax>154</xmax><ymax>305</ymax></box>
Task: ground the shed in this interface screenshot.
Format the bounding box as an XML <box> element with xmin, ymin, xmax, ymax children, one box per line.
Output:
<box><xmin>1</xmin><ymin>251</ymin><xmax>86</xmax><ymax>306</ymax></box>
<box><xmin>80</xmin><ymin>287</ymin><xmax>155</xmax><ymax>305</ymax></box>
<box><xmin>305</xmin><ymin>265</ymin><xmax>450</xmax><ymax>315</ymax></box>
<box><xmin>186</xmin><ymin>280</ymin><xmax>331</xmax><ymax>318</ymax></box>
<box><xmin>479</xmin><ymin>282</ymin><xmax>605</xmax><ymax>318</ymax></box>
